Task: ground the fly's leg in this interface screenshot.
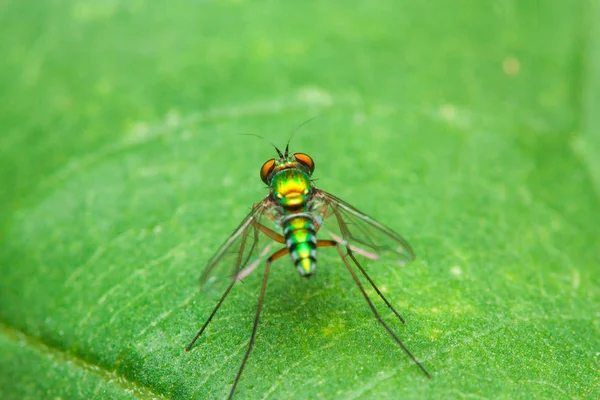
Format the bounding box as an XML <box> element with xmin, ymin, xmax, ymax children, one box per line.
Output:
<box><xmin>188</xmin><ymin>223</ymin><xmax>284</xmax><ymax>352</ymax></box>
<box><xmin>326</xmin><ymin>207</ymin><xmax>407</xmax><ymax>325</ymax></box>
<box><xmin>317</xmin><ymin>239</ymin><xmax>431</xmax><ymax>379</ymax></box>
<box><xmin>235</xmin><ymin>223</ymin><xmax>285</xmax><ymax>280</ymax></box>
<box><xmin>347</xmin><ymin>251</ymin><xmax>406</xmax><ymax>324</ymax></box>
<box><xmin>253</xmin><ymin>222</ymin><xmax>285</xmax><ymax>244</ymax></box>
<box><xmin>186</xmin><ymin>277</ymin><xmax>237</xmax><ymax>351</ymax></box>
<box><xmin>228</xmin><ymin>246</ymin><xmax>289</xmax><ymax>399</ymax></box>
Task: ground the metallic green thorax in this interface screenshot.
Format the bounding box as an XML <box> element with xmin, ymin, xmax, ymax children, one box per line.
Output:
<box><xmin>271</xmin><ymin>169</ymin><xmax>312</xmax><ymax>208</ymax></box>
<box><xmin>270</xmin><ymin>169</ymin><xmax>317</xmax><ymax>277</ymax></box>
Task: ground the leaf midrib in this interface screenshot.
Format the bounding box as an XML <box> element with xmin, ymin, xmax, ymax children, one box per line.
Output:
<box><xmin>0</xmin><ymin>321</ymin><xmax>166</xmax><ymax>400</ymax></box>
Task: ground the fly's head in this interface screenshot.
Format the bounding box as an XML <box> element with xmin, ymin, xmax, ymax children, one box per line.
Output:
<box><xmin>260</xmin><ymin>144</ymin><xmax>315</xmax><ymax>207</ymax></box>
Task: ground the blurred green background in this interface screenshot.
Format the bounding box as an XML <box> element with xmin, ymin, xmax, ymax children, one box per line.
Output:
<box><xmin>1</xmin><ymin>1</ymin><xmax>598</xmax><ymax>399</ymax></box>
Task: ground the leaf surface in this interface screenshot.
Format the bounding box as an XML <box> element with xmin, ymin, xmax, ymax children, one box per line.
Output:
<box><xmin>1</xmin><ymin>1</ymin><xmax>598</xmax><ymax>399</ymax></box>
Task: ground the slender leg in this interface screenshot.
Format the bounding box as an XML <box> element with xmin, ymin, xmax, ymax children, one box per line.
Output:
<box><xmin>331</xmin><ymin>242</ymin><xmax>432</xmax><ymax>379</ymax></box>
<box><xmin>318</xmin><ymin>239</ymin><xmax>406</xmax><ymax>324</ymax></box>
<box><xmin>254</xmin><ymin>222</ymin><xmax>286</xmax><ymax>244</ymax></box>
<box><xmin>238</xmin><ymin>222</ymin><xmax>285</xmax><ymax>282</ymax></box>
<box><xmin>240</xmin><ymin>222</ymin><xmax>285</xmax><ymax>275</ymax></box>
<box><xmin>320</xmin><ymin>207</ymin><xmax>407</xmax><ymax>325</ymax></box>
<box><xmin>228</xmin><ymin>247</ymin><xmax>288</xmax><ymax>399</ymax></box>
<box><xmin>186</xmin><ymin>277</ymin><xmax>237</xmax><ymax>351</ymax></box>
<box><xmin>347</xmin><ymin>251</ymin><xmax>406</xmax><ymax>324</ymax></box>
<box><xmin>190</xmin><ymin>226</ymin><xmax>258</xmax><ymax>350</ymax></box>
<box><xmin>186</xmin><ymin>246</ymin><xmax>287</xmax><ymax>352</ymax></box>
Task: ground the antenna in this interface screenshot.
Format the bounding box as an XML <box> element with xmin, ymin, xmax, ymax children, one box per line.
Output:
<box><xmin>243</xmin><ymin>133</ymin><xmax>283</xmax><ymax>158</ymax></box>
<box><xmin>285</xmin><ymin>116</ymin><xmax>318</xmax><ymax>153</ymax></box>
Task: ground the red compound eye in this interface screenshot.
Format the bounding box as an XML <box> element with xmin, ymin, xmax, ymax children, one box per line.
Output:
<box><xmin>294</xmin><ymin>153</ymin><xmax>314</xmax><ymax>175</ymax></box>
<box><xmin>260</xmin><ymin>158</ymin><xmax>276</xmax><ymax>183</ymax></box>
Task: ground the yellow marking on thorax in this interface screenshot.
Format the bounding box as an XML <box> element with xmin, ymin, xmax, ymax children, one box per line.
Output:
<box><xmin>278</xmin><ymin>179</ymin><xmax>308</xmax><ymax>196</ymax></box>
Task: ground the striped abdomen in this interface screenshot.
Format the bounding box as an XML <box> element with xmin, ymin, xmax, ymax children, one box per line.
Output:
<box><xmin>283</xmin><ymin>213</ymin><xmax>317</xmax><ymax>277</ymax></box>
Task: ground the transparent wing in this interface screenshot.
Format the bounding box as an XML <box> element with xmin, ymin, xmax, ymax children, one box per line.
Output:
<box><xmin>199</xmin><ymin>195</ymin><xmax>280</xmax><ymax>293</ymax></box>
<box><xmin>312</xmin><ymin>189</ymin><xmax>415</xmax><ymax>266</ymax></box>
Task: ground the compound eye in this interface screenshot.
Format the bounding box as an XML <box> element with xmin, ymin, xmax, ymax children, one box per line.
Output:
<box><xmin>260</xmin><ymin>159</ymin><xmax>276</xmax><ymax>183</ymax></box>
<box><xmin>294</xmin><ymin>153</ymin><xmax>314</xmax><ymax>174</ymax></box>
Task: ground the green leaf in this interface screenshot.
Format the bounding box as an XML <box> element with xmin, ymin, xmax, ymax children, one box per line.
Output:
<box><xmin>1</xmin><ymin>1</ymin><xmax>598</xmax><ymax>399</ymax></box>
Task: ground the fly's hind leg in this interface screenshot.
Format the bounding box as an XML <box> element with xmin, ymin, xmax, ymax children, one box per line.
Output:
<box><xmin>318</xmin><ymin>239</ymin><xmax>431</xmax><ymax>379</ymax></box>
<box><xmin>324</xmin><ymin>207</ymin><xmax>408</xmax><ymax>325</ymax></box>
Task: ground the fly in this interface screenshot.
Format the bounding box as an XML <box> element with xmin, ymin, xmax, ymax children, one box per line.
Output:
<box><xmin>186</xmin><ymin>143</ymin><xmax>431</xmax><ymax>399</ymax></box>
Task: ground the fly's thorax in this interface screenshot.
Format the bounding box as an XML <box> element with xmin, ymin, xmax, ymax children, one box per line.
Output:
<box><xmin>282</xmin><ymin>214</ymin><xmax>318</xmax><ymax>277</ymax></box>
<box><xmin>271</xmin><ymin>169</ymin><xmax>312</xmax><ymax>210</ymax></box>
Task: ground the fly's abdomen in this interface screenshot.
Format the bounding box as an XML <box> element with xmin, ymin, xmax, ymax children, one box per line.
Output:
<box><xmin>283</xmin><ymin>214</ymin><xmax>317</xmax><ymax>277</ymax></box>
